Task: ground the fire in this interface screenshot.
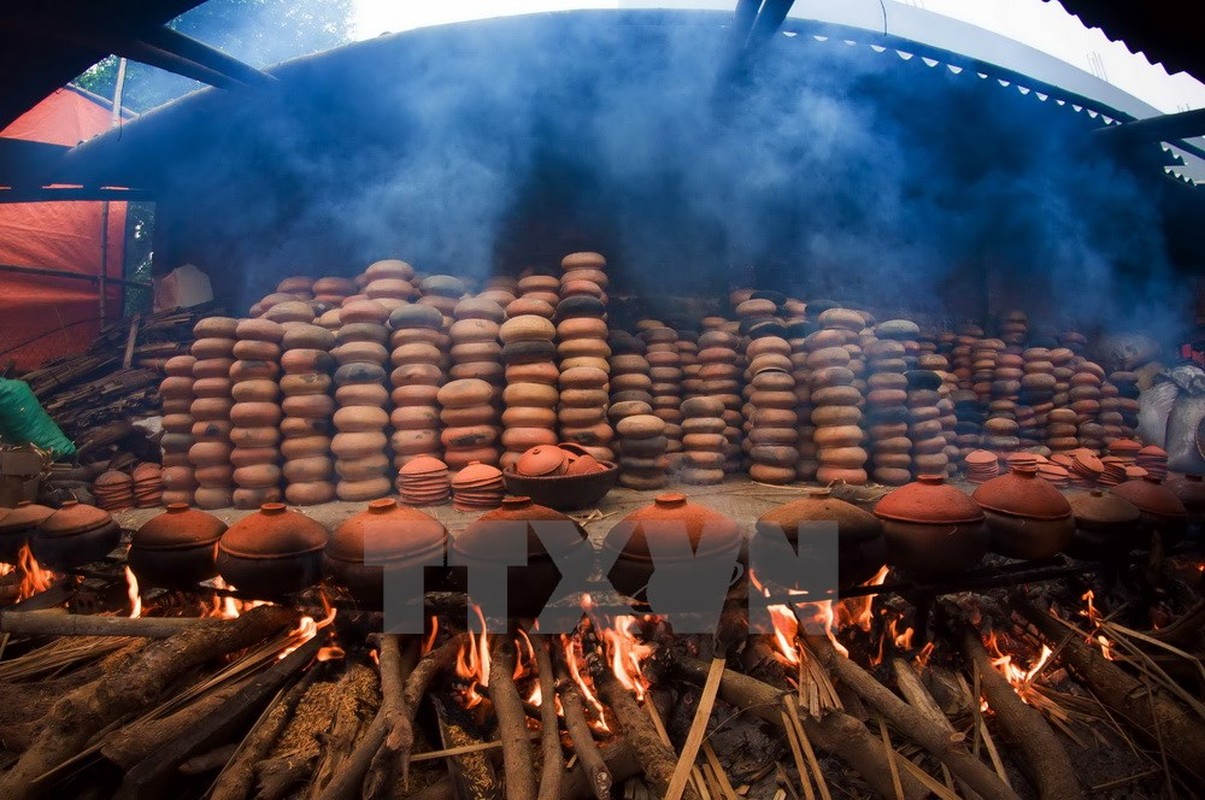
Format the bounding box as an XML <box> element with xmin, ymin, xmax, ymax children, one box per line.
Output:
<box><xmin>203</xmin><ymin>577</ymin><xmax>270</xmax><ymax>619</ymax></box>
<box><xmin>1079</xmin><ymin>590</ymin><xmax>1118</xmax><ymax>660</ymax></box>
<box><xmin>16</xmin><ymin>544</ymin><xmax>53</xmax><ymax>600</ymax></box>
<box><xmin>793</xmin><ymin>600</ymin><xmax>849</xmax><ymax>658</ymax></box>
<box><xmin>124</xmin><ymin>567</ymin><xmax>141</xmax><ymax>618</ymax></box>
<box><xmin>913</xmin><ymin>641</ymin><xmax>935</xmax><ymax>668</ymax></box>
<box><xmin>422</xmin><ymin>615</ymin><xmax>439</xmax><ymax>655</ymax></box>
<box><xmin>601</xmin><ymin>615</ymin><xmax>655</xmax><ymax>702</ymax></box>
<box><xmin>278</xmin><ymin>593</ymin><xmax>338</xmax><ymax>661</ymax></box>
<box><xmin>561</xmin><ymin>633</ymin><xmax>609</xmax><ymax>731</ymax></box>
<box><xmin>984</xmin><ymin>630</ymin><xmax>1053</xmax><ymax>704</ymax></box>
<box><xmin>455</xmin><ymin>606</ymin><xmax>493</xmax><ymax>708</ymax></box>
<box><xmin>835</xmin><ymin>565</ymin><xmax>889</xmax><ymax>632</ymax></box>
<box><xmin>767</xmin><ymin>604</ymin><xmax>801</xmax><ymax>667</ymax></box>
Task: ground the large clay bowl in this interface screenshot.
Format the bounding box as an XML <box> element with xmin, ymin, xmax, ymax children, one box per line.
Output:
<box><xmin>501</xmin><ymin>461</ymin><xmax>617</xmax><ymax>511</ymax></box>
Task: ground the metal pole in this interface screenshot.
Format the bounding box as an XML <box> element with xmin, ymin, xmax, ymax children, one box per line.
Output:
<box><xmin>98</xmin><ymin>57</ymin><xmax>127</xmax><ymax>326</ymax></box>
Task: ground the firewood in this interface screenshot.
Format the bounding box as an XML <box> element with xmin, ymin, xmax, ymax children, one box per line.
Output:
<box><xmin>489</xmin><ymin>636</ymin><xmax>538</xmax><ymax>800</ymax></box>
<box><xmin>209</xmin><ymin>664</ymin><xmax>322</xmax><ymax>800</ymax></box>
<box><xmin>958</xmin><ymin>627</ymin><xmax>1083</xmax><ymax>800</ymax></box>
<box><xmin>802</xmin><ymin>633</ymin><xmax>1021</xmax><ymax>800</ymax></box>
<box><xmin>683</xmin><ymin>643</ymin><xmax>927</xmax><ymax>800</ymax></box>
<box><xmin>400</xmin><ymin>635</ymin><xmax>464</xmax><ymax>784</ymax></box>
<box><xmin>1017</xmin><ymin>596</ymin><xmax>1205</xmax><ymax>783</ymax></box>
<box><xmin>306</xmin><ymin>663</ymin><xmax>381</xmax><ymax>799</ymax></box>
<box><xmin>0</xmin><ymin>605</ymin><xmax>297</xmax><ymax>800</ymax></box>
<box><xmin>1146</xmin><ymin>599</ymin><xmax>1205</xmax><ymax>647</ymax></box>
<box><xmin>0</xmin><ymin>610</ymin><xmax>216</xmax><ymax>638</ymax></box>
<box><xmin>553</xmin><ymin>640</ymin><xmax>612</xmax><ymax>800</ymax></box>
<box><xmin>179</xmin><ymin>744</ymin><xmax>239</xmax><ymax>776</ymax></box>
<box><xmin>532</xmin><ymin>635</ymin><xmax>563</xmax><ymax>800</ymax></box>
<box><xmin>590</xmin><ymin>659</ymin><xmax>702</xmax><ymax>800</ymax></box>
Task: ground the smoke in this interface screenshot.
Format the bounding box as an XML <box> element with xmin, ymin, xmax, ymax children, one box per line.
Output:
<box><xmin>140</xmin><ymin>10</ymin><xmax>1187</xmax><ymax>342</ymax></box>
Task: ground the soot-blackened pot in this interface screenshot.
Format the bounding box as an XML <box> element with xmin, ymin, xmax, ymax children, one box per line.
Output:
<box><xmin>31</xmin><ymin>500</ymin><xmax>121</xmax><ymax>571</ymax></box>
<box><xmin>755</xmin><ymin>488</ymin><xmax>886</xmax><ymax>588</ymax></box>
<box><xmin>972</xmin><ymin>465</ymin><xmax>1075</xmax><ymax>560</ymax></box>
<box><xmin>874</xmin><ymin>475</ymin><xmax>988</xmax><ymax>577</ymax></box>
<box><xmin>217</xmin><ymin>503</ymin><xmax>327</xmax><ymax>598</ymax></box>
<box><xmin>0</xmin><ymin>500</ymin><xmax>54</xmax><ymax>564</ymax></box>
<box><xmin>128</xmin><ymin>503</ymin><xmax>226</xmax><ymax>589</ymax></box>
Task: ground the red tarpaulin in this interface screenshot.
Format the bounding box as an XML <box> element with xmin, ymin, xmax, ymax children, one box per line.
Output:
<box><xmin>0</xmin><ymin>86</ymin><xmax>127</xmax><ymax>371</ymax></box>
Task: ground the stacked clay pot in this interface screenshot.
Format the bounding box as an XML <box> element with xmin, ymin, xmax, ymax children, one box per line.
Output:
<box><xmin>445</xmin><ymin>297</ymin><xmax>505</xmax><ymax>466</ymax></box>
<box><xmin>985</xmin><ymin>344</ymin><xmax>1023</xmax><ymax>454</ymax></box>
<box><xmin>560</xmin><ymin>251</ymin><xmax>609</xmax><ymax>306</ymax></box>
<box><xmin>905</xmin><ymin>368</ymin><xmax>948</xmax><ymax>479</ymax></box>
<box><xmin>1059</xmin><ymin>330</ymin><xmax>1088</xmax><ymax>357</ymax></box>
<box><xmin>1070</xmin><ymin>358</ymin><xmax>1106</xmax><ymax>450</ymax></box>
<box><xmin>189</xmin><ymin>317</ymin><xmax>240</xmax><ymax>509</ymax></box>
<box><xmin>513</xmin><ymin>271</ymin><xmax>561</xmax><ymax>311</ymax></box>
<box><xmin>1110</xmin><ymin>370</ymin><xmax>1141</xmax><ymax>434</ymax></box>
<box><xmin>438</xmin><ymin>378</ymin><xmax>500</xmax><ymax>470</ymax></box>
<box><xmin>1021</xmin><ymin>347</ymin><xmax>1056</xmax><ymax>446</ymax></box>
<box><xmin>160</xmin><ymin>354</ymin><xmax>197</xmax><ymax>505</ymax></box>
<box><xmin>786</xmin><ymin>320</ymin><xmax>817</xmax><ymax>481</ymax></box>
<box><xmin>479</xmin><ymin>275</ymin><xmax>517</xmax><ymax>310</ymax></box>
<box><xmin>131</xmin><ymin>462</ymin><xmax>163</xmax><ymax>508</ymax></box>
<box><xmin>388</xmin><ymin>303</ymin><xmax>448</xmax><ymax>473</ymax></box>
<box><xmin>950</xmin><ymin>325</ymin><xmax>984</xmax><ymax>391</ymax></box>
<box><xmin>363</xmin><ymin>259</ymin><xmax>417</xmax><ymax>315</ymax></box>
<box><xmin>93</xmin><ymin>470</ymin><xmax>134</xmax><ymax>511</ymax></box>
<box><xmin>609</xmin><ymin>331</ymin><xmax>653</xmax><ymax>408</ymax></box>
<box><xmin>698</xmin><ymin>321</ymin><xmax>745</xmax><ymax>475</ymax></box>
<box><xmin>641</xmin><ymin>324</ymin><xmax>683</xmax><ymax>467</ymax></box>
<box><xmin>865</xmin><ymin>321</ymin><xmax>914</xmax><ymax>486</ymax></box>
<box><xmin>230</xmin><ymin>318</ymin><xmax>285</xmax><ymax>509</ymax></box>
<box><xmin>613</xmin><ymin>407</ymin><xmax>668</xmax><ymax>489</ymax></box>
<box><xmin>280</xmin><ymin>321</ymin><xmax>337</xmax><ymax>505</ymax></box>
<box><xmin>557</xmin><ymin>267</ymin><xmax>613</xmax><ymax>461</ymax></box>
<box><xmin>398</xmin><ymin>456</ymin><xmax>451</xmax><ymax>505</ymax></box>
<box><xmin>311</xmin><ymin>276</ymin><xmax>357</xmax><ymax>310</ymax></box>
<box><xmin>998</xmin><ymin>310</ymin><xmax>1028</xmax><ymax>350</ymax></box>
<box><xmin>812</xmin><ymin>307</ymin><xmax>868</xmax><ymax>484</ymax></box>
<box><xmin>500</xmin><ymin>313</ymin><xmax>559</xmax><ymax>469</ymax></box>
<box><xmin>1097</xmin><ymin>379</ymin><xmax>1126</xmax><ymax>443</ymax></box>
<box><xmin>451</xmin><ymin>461</ymin><xmax>505</xmax><ymax>511</ymax></box>
<box><xmin>559</xmin><ymin>365</ymin><xmax>612</xmax><ymax>461</ymax></box>
<box><xmin>417</xmin><ymin>275</ymin><xmax>465</xmax><ymax>329</ymax></box>
<box><xmin>745</xmin><ymin>335</ymin><xmax>798</xmax><ymax>485</ymax></box>
<box><xmin>679</xmin><ymin>396</ymin><xmax>727</xmax><ymax>484</ymax></box>
<box><xmin>970</xmin><ymin>336</ymin><xmax>1004</xmax><ymax>407</ymax></box>
<box><xmin>676</xmin><ymin>328</ymin><xmax>703</xmax><ymax>399</ymax></box>
<box><xmin>734</xmin><ymin>294</ymin><xmax>778</xmax><ymax>463</ymax></box>
<box><xmin>331</xmin><ymin>299</ymin><xmax>392</xmax><ymax>501</ymax></box>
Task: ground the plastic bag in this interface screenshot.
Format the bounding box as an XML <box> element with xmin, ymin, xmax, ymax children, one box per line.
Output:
<box><xmin>1167</xmin><ymin>395</ymin><xmax>1205</xmax><ymax>473</ymax></box>
<box><xmin>1138</xmin><ymin>378</ymin><xmax>1179</xmax><ymax>448</ymax></box>
<box><xmin>0</xmin><ymin>378</ymin><xmax>75</xmax><ymax>458</ymax></box>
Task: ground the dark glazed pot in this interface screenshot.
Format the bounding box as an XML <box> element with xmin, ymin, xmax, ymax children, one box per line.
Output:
<box><xmin>446</xmin><ymin>496</ymin><xmax>592</xmax><ymax>619</ymax></box>
<box><xmin>1066</xmin><ymin>489</ymin><xmax>1141</xmax><ymax>559</ymax></box>
<box><xmin>31</xmin><ymin>500</ymin><xmax>121</xmax><ymax>571</ymax></box>
<box><xmin>602</xmin><ymin>493</ymin><xmax>745</xmax><ymax>610</ymax></box>
<box><xmin>0</xmin><ymin>501</ymin><xmax>54</xmax><ymax>564</ymax></box>
<box><xmin>755</xmin><ymin>488</ymin><xmax>886</xmax><ymax>588</ymax></box>
<box><xmin>874</xmin><ymin>475</ymin><xmax>988</xmax><ymax>577</ymax></box>
<box><xmin>1110</xmin><ymin>475</ymin><xmax>1188</xmax><ymax>548</ymax></box>
<box><xmin>217</xmin><ymin>503</ymin><xmax>328</xmax><ymax>598</ymax></box>
<box><xmin>324</xmin><ymin>498</ymin><xmax>447</xmax><ymax>608</ymax></box>
<box><xmin>972</xmin><ymin>465</ymin><xmax>1075</xmax><ymax>559</ymax></box>
<box><xmin>501</xmin><ymin>461</ymin><xmax>618</xmax><ymax>511</ymax></box>
<box><xmin>128</xmin><ymin>503</ymin><xmax>226</xmax><ymax>589</ymax></box>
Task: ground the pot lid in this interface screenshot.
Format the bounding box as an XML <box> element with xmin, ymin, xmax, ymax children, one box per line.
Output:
<box><xmin>756</xmin><ymin>488</ymin><xmax>882</xmax><ymax>543</ymax></box>
<box><xmin>602</xmin><ymin>493</ymin><xmax>744</xmax><ymax>563</ymax></box>
<box><xmin>874</xmin><ymin>475</ymin><xmax>985</xmax><ymax>525</ymax></box>
<box><xmin>0</xmin><ymin>500</ymin><xmax>54</xmax><ymax>535</ymax></box>
<box><xmin>38</xmin><ymin>500</ymin><xmax>115</xmax><ymax>537</ymax></box>
<box><xmin>1110</xmin><ymin>477</ymin><xmax>1187</xmax><ymax>519</ymax></box>
<box><xmin>132</xmin><ymin>503</ymin><xmax>227</xmax><ymax>550</ymax></box>
<box><xmin>515</xmin><ymin>445</ymin><xmax>568</xmax><ymax>477</ymax></box>
<box><xmin>219</xmin><ymin>503</ymin><xmax>329</xmax><ymax>559</ymax></box>
<box><xmin>328</xmin><ymin>498</ymin><xmax>446</xmax><ymax>564</ymax></box>
<box><xmin>971</xmin><ymin>466</ymin><xmax>1072</xmax><ymax>520</ymax></box>
<box><xmin>454</xmin><ymin>496</ymin><xmax>586</xmax><ymax>560</ymax></box>
<box><xmin>1067</xmin><ymin>490</ymin><xmax>1140</xmax><ymax>526</ymax></box>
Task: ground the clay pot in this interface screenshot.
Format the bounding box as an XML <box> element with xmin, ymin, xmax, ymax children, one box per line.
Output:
<box><xmin>1066</xmin><ymin>489</ymin><xmax>1141</xmax><ymax>559</ymax></box>
<box><xmin>502</xmin><ymin>461</ymin><xmax>618</xmax><ymax>511</ymax></box>
<box><xmin>874</xmin><ymin>476</ymin><xmax>988</xmax><ymax>577</ymax></box>
<box><xmin>217</xmin><ymin>503</ymin><xmax>328</xmax><ymax>597</ymax></box>
<box><xmin>128</xmin><ymin>504</ymin><xmax>226</xmax><ymax>588</ymax></box>
<box><xmin>756</xmin><ymin>489</ymin><xmax>886</xmax><ymax>588</ymax></box>
<box><xmin>0</xmin><ymin>500</ymin><xmax>54</xmax><ymax>563</ymax></box>
<box><xmin>602</xmin><ymin>493</ymin><xmax>745</xmax><ymax>609</ymax></box>
<box><xmin>1110</xmin><ymin>476</ymin><xmax>1188</xmax><ymax>546</ymax></box>
<box><xmin>31</xmin><ymin>501</ymin><xmax>121</xmax><ymax>571</ymax></box>
<box><xmin>324</xmin><ymin>498</ymin><xmax>447</xmax><ymax>608</ymax></box>
<box><xmin>446</xmin><ymin>496</ymin><xmax>593</xmax><ymax>618</ymax></box>
<box><xmin>972</xmin><ymin>466</ymin><xmax>1074</xmax><ymax>559</ymax></box>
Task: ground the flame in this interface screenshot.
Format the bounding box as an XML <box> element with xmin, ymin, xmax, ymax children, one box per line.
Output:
<box><xmin>422</xmin><ymin>615</ymin><xmax>439</xmax><ymax>655</ymax></box>
<box><xmin>601</xmin><ymin>615</ymin><xmax>655</xmax><ymax>702</ymax></box>
<box><xmin>913</xmin><ymin>641</ymin><xmax>935</xmax><ymax>669</ymax></box>
<box><xmin>278</xmin><ymin>595</ymin><xmax>337</xmax><ymax>661</ymax></box>
<box><xmin>835</xmin><ymin>565</ymin><xmax>889</xmax><ymax>632</ymax></box>
<box><xmin>16</xmin><ymin>544</ymin><xmax>53</xmax><ymax>600</ymax></box>
<box><xmin>984</xmin><ymin>630</ymin><xmax>1053</xmax><ymax>703</ymax></box>
<box><xmin>767</xmin><ymin>604</ymin><xmax>801</xmax><ymax>667</ymax></box>
<box><xmin>561</xmin><ymin>633</ymin><xmax>609</xmax><ymax>732</ymax></box>
<box><xmin>0</xmin><ymin>562</ymin><xmax>12</xmax><ymax>577</ymax></box>
<box><xmin>1079</xmin><ymin>590</ymin><xmax>1117</xmax><ymax>660</ymax></box>
<box><xmin>124</xmin><ymin>567</ymin><xmax>142</xmax><ymax>618</ymax></box>
<box><xmin>793</xmin><ymin>600</ymin><xmax>849</xmax><ymax>658</ymax></box>
<box><xmin>202</xmin><ymin>578</ymin><xmax>271</xmax><ymax>619</ymax></box>
<box><xmin>455</xmin><ymin>606</ymin><xmax>492</xmax><ymax>708</ymax></box>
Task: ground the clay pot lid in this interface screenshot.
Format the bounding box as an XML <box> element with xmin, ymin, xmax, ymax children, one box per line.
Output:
<box><xmin>757</xmin><ymin>488</ymin><xmax>882</xmax><ymax>543</ymax></box>
<box><xmin>1067</xmin><ymin>490</ymin><xmax>1140</xmax><ymax>525</ymax></box>
<box><xmin>39</xmin><ymin>500</ymin><xmax>115</xmax><ymax>537</ymax></box>
<box><xmin>603</xmin><ymin>493</ymin><xmax>744</xmax><ymax>562</ymax></box>
<box><xmin>1110</xmin><ymin>477</ymin><xmax>1187</xmax><ymax>518</ymax></box>
<box><xmin>1071</xmin><ymin>453</ymin><xmax>1104</xmax><ymax>475</ymax></box>
<box><xmin>1137</xmin><ymin>444</ymin><xmax>1167</xmax><ymax>457</ymax></box>
<box><xmin>874</xmin><ymin>475</ymin><xmax>985</xmax><ymax>525</ymax></box>
<box><xmin>133</xmin><ymin>503</ymin><xmax>227</xmax><ymax>550</ymax></box>
<box><xmin>400</xmin><ymin>456</ymin><xmax>449</xmax><ymax>476</ymax></box>
<box><xmin>1124</xmin><ymin>465</ymin><xmax>1149</xmax><ymax>479</ymax></box>
<box><xmin>964</xmin><ymin>450</ymin><xmax>998</xmax><ymax>466</ymax></box>
<box><xmin>516</xmin><ymin>446</ymin><xmax>569</xmax><ymax>477</ymax></box>
<box><xmin>0</xmin><ymin>500</ymin><xmax>54</xmax><ymax>534</ymax></box>
<box><xmin>971</xmin><ymin>466</ymin><xmax>1072</xmax><ymax>520</ymax></box>
<box><xmin>455</xmin><ymin>496</ymin><xmax>585</xmax><ymax>559</ymax></box>
<box><xmin>327</xmin><ymin>498</ymin><xmax>446</xmax><ymax>563</ymax></box>
<box><xmin>1108</xmin><ymin>439</ymin><xmax>1141</xmax><ymax>454</ymax></box>
<box><xmin>220</xmin><ymin>503</ymin><xmax>329</xmax><ymax>559</ymax></box>
<box><xmin>1006</xmin><ymin>453</ymin><xmax>1040</xmax><ymax>469</ymax></box>
<box><xmin>452</xmin><ymin>462</ymin><xmax>504</xmax><ymax>487</ymax></box>
<box><xmin>95</xmin><ymin>470</ymin><xmax>132</xmax><ymax>487</ymax></box>
<box><xmin>564</xmin><ymin>453</ymin><xmax>603</xmax><ymax>475</ymax></box>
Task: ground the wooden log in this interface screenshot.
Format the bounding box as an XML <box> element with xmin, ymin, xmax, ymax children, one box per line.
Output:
<box><xmin>0</xmin><ymin>610</ymin><xmax>215</xmax><ymax>638</ymax></box>
<box><xmin>681</xmin><ymin>645</ymin><xmax>928</xmax><ymax>800</ymax></box>
<box><xmin>209</xmin><ymin>665</ymin><xmax>322</xmax><ymax>800</ymax></box>
<box><xmin>306</xmin><ymin>662</ymin><xmax>380</xmax><ymax>799</ymax></box>
<box><xmin>1017</xmin><ymin>597</ymin><xmax>1205</xmax><ymax>783</ymax></box>
<box><xmin>803</xmin><ymin>633</ymin><xmax>1021</xmax><ymax>800</ymax></box>
<box><xmin>1146</xmin><ymin>599</ymin><xmax>1205</xmax><ymax>647</ymax></box>
<box><xmin>553</xmin><ymin>641</ymin><xmax>611</xmax><ymax>800</ymax></box>
<box><xmin>178</xmin><ymin>744</ymin><xmax>238</xmax><ymax>776</ymax></box>
<box><xmin>591</xmin><ymin>660</ymin><xmax>702</xmax><ymax>800</ymax></box>
<box><xmin>400</xmin><ymin>635</ymin><xmax>464</xmax><ymax>783</ymax></box>
<box><xmin>0</xmin><ymin>605</ymin><xmax>297</xmax><ymax>800</ymax></box>
<box><xmin>958</xmin><ymin>628</ymin><xmax>1083</xmax><ymax>800</ymax></box>
<box><xmin>532</xmin><ymin>636</ymin><xmax>564</xmax><ymax>800</ymax></box>
<box><xmin>490</xmin><ymin>636</ymin><xmax>538</xmax><ymax>800</ymax></box>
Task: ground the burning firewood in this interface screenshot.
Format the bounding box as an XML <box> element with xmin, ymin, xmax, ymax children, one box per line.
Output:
<box><xmin>489</xmin><ymin>635</ymin><xmax>538</xmax><ymax>800</ymax></box>
<box><xmin>306</xmin><ymin>662</ymin><xmax>381</xmax><ymax>798</ymax></box>
<box><xmin>0</xmin><ymin>608</ymin><xmax>219</xmax><ymax>638</ymax></box>
<box><xmin>552</xmin><ymin>637</ymin><xmax>612</xmax><ymax>800</ymax></box>
<box><xmin>531</xmin><ymin>635</ymin><xmax>564</xmax><ymax>800</ymax></box>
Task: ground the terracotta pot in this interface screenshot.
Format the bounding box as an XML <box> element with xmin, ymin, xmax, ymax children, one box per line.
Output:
<box><xmin>217</xmin><ymin>503</ymin><xmax>327</xmax><ymax>597</ymax></box>
<box><xmin>31</xmin><ymin>500</ymin><xmax>121</xmax><ymax>571</ymax></box>
<box><xmin>874</xmin><ymin>476</ymin><xmax>988</xmax><ymax>577</ymax></box>
<box><xmin>324</xmin><ymin>498</ymin><xmax>447</xmax><ymax>608</ymax></box>
<box><xmin>972</xmin><ymin>466</ymin><xmax>1074</xmax><ymax>559</ymax></box>
<box><xmin>602</xmin><ymin>493</ymin><xmax>744</xmax><ymax>609</ymax></box>
<box><xmin>1110</xmin><ymin>476</ymin><xmax>1188</xmax><ymax>546</ymax></box>
<box><xmin>1066</xmin><ymin>489</ymin><xmax>1141</xmax><ymax>559</ymax></box>
<box><xmin>0</xmin><ymin>501</ymin><xmax>54</xmax><ymax>563</ymax></box>
<box><xmin>129</xmin><ymin>504</ymin><xmax>225</xmax><ymax>588</ymax></box>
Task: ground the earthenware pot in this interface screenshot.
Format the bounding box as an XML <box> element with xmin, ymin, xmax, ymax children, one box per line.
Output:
<box><xmin>874</xmin><ymin>476</ymin><xmax>988</xmax><ymax>577</ymax></box>
<box><xmin>0</xmin><ymin>500</ymin><xmax>54</xmax><ymax>564</ymax></box>
<box><xmin>972</xmin><ymin>466</ymin><xmax>1075</xmax><ymax>559</ymax></box>
<box><xmin>756</xmin><ymin>489</ymin><xmax>886</xmax><ymax>588</ymax></box>
<box><xmin>1110</xmin><ymin>475</ymin><xmax>1188</xmax><ymax>547</ymax></box>
<box><xmin>1066</xmin><ymin>489</ymin><xmax>1141</xmax><ymax>559</ymax></box>
<box><xmin>31</xmin><ymin>500</ymin><xmax>121</xmax><ymax>571</ymax></box>
<box><xmin>217</xmin><ymin>503</ymin><xmax>328</xmax><ymax>597</ymax></box>
<box><xmin>128</xmin><ymin>503</ymin><xmax>225</xmax><ymax>588</ymax></box>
